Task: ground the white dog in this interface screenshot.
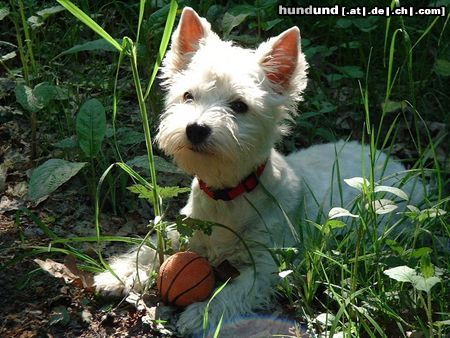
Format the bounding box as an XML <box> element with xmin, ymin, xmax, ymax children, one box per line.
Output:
<box><xmin>95</xmin><ymin>7</ymin><xmax>420</xmax><ymax>336</ymax></box>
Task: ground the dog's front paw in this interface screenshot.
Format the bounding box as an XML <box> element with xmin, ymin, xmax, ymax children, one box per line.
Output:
<box><xmin>94</xmin><ymin>266</ymin><xmax>149</xmax><ymax>296</ymax></box>
<box><xmin>94</xmin><ymin>270</ymin><xmax>129</xmax><ymax>296</ymax></box>
<box><xmin>176</xmin><ymin>301</ymin><xmax>208</xmax><ymax>336</ymax></box>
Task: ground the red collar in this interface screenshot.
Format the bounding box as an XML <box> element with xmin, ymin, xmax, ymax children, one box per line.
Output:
<box><xmin>198</xmin><ymin>162</ymin><xmax>267</xmax><ymax>201</ymax></box>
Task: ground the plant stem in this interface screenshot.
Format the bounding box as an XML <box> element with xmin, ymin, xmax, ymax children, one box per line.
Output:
<box><xmin>129</xmin><ymin>41</ymin><xmax>164</xmax><ymax>265</ymax></box>
<box><xmin>11</xmin><ymin>15</ymin><xmax>29</xmax><ymax>82</ymax></box>
<box><xmin>17</xmin><ymin>0</ymin><xmax>37</xmax><ymax>76</ymax></box>
<box><xmin>427</xmin><ymin>291</ymin><xmax>434</xmax><ymax>337</ymax></box>
<box><xmin>16</xmin><ymin>0</ymin><xmax>38</xmax><ymax>158</ymax></box>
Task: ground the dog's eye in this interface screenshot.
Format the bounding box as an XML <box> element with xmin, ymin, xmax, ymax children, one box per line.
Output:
<box><xmin>183</xmin><ymin>92</ymin><xmax>194</xmax><ymax>103</ymax></box>
<box><xmin>229</xmin><ymin>100</ymin><xmax>248</xmax><ymax>114</ymax></box>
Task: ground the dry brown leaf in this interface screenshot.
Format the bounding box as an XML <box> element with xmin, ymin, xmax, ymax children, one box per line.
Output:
<box><xmin>34</xmin><ymin>258</ymin><xmax>79</xmax><ymax>284</ymax></box>
<box><xmin>34</xmin><ymin>256</ymin><xmax>94</xmax><ymax>290</ymax></box>
<box><xmin>64</xmin><ymin>255</ymin><xmax>95</xmax><ymax>289</ymax></box>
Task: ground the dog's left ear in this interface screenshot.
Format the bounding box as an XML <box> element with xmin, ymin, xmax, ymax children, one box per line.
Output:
<box><xmin>161</xmin><ymin>7</ymin><xmax>212</xmax><ymax>79</ymax></box>
<box><xmin>258</xmin><ymin>27</ymin><xmax>305</xmax><ymax>90</ymax></box>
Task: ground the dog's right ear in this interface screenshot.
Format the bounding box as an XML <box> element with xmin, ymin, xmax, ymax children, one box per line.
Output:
<box><xmin>161</xmin><ymin>7</ymin><xmax>211</xmax><ymax>79</ymax></box>
<box><xmin>176</xmin><ymin>7</ymin><xmax>205</xmax><ymax>54</ymax></box>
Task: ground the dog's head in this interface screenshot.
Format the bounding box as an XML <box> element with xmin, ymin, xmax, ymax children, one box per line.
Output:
<box><xmin>156</xmin><ymin>7</ymin><xmax>308</xmax><ymax>188</ymax></box>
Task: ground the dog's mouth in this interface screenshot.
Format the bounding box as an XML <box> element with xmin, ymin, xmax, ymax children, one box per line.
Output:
<box><xmin>188</xmin><ymin>145</ymin><xmax>213</xmax><ymax>154</ymax></box>
<box><xmin>176</xmin><ymin>144</ymin><xmax>213</xmax><ymax>155</ymax></box>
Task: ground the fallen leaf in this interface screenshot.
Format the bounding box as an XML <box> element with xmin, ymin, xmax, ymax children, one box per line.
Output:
<box><xmin>34</xmin><ymin>256</ymin><xmax>94</xmax><ymax>289</ymax></box>
<box><xmin>6</xmin><ymin>181</ymin><xmax>28</xmax><ymax>198</ymax></box>
<box><xmin>0</xmin><ymin>195</ymin><xmax>21</xmax><ymax>213</ymax></box>
<box><xmin>64</xmin><ymin>255</ymin><xmax>95</xmax><ymax>289</ymax></box>
<box><xmin>35</xmin><ymin>258</ymin><xmax>79</xmax><ymax>284</ymax></box>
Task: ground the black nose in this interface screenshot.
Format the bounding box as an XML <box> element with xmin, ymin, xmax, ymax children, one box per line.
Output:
<box><xmin>186</xmin><ymin>123</ymin><xmax>211</xmax><ymax>145</ymax></box>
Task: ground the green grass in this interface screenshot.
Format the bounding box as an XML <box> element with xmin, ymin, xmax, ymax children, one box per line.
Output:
<box><xmin>0</xmin><ymin>0</ymin><xmax>448</xmax><ymax>336</ymax></box>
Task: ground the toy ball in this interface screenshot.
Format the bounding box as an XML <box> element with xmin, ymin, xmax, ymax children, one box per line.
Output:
<box><xmin>157</xmin><ymin>251</ymin><xmax>215</xmax><ymax>307</ymax></box>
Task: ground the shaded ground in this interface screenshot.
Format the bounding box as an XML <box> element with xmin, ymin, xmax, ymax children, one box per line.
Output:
<box><xmin>0</xmin><ymin>119</ymin><xmax>182</xmax><ymax>337</ymax></box>
<box><xmin>0</xmin><ymin>203</ymin><xmax>178</xmax><ymax>337</ymax></box>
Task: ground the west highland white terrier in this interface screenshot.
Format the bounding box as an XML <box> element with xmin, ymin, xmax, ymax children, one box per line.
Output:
<box><xmin>95</xmin><ymin>7</ymin><xmax>421</xmax><ymax>336</ymax></box>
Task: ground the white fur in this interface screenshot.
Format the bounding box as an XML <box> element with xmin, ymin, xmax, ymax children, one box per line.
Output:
<box><xmin>94</xmin><ymin>7</ymin><xmax>422</xmax><ymax>336</ymax></box>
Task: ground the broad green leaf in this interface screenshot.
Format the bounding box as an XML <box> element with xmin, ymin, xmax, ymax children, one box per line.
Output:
<box><xmin>353</xmin><ymin>17</ymin><xmax>379</xmax><ymax>32</ymax></box>
<box><xmin>384</xmin><ymin>265</ymin><xmax>441</xmax><ymax>293</ymax></box>
<box><xmin>0</xmin><ymin>4</ymin><xmax>9</xmax><ymax>21</ymax></box>
<box><xmin>323</xmin><ymin>220</ymin><xmax>346</xmax><ymax>235</ymax></box>
<box><xmin>304</xmin><ymin>45</ymin><xmax>337</xmax><ymax>59</ymax></box>
<box><xmin>385</xmin><ymin>239</ymin><xmax>404</xmax><ymax>255</ymax></box>
<box><xmin>328</xmin><ymin>207</ymin><xmax>359</xmax><ymax>219</ymax></box>
<box><xmin>116</xmin><ymin>129</ymin><xmax>145</xmax><ymax>145</ymax></box>
<box><xmin>411</xmin><ymin>247</ymin><xmax>433</xmax><ymax>259</ymax></box>
<box><xmin>344</xmin><ymin>177</ymin><xmax>369</xmax><ymax>190</ymax></box>
<box><xmin>325</xmin><ymin>219</ymin><xmax>347</xmax><ymax>230</ymax></box>
<box><xmin>52</xmin><ymin>86</ymin><xmax>70</xmax><ymax>100</ymax></box>
<box><xmin>0</xmin><ymin>51</ymin><xmax>16</xmax><ymax>62</ymax></box>
<box><xmin>434</xmin><ymin>59</ymin><xmax>450</xmax><ymax>77</ymax></box>
<box><xmin>374</xmin><ymin>185</ymin><xmax>408</xmax><ymax>200</ymax></box>
<box><xmin>326</xmin><ymin>74</ymin><xmax>345</xmax><ymax>82</ymax></box>
<box><xmin>15</xmin><ymin>84</ymin><xmax>44</xmax><ymax>113</ymax></box>
<box><xmin>262</xmin><ymin>18</ymin><xmax>283</xmax><ymax>31</ymax></box>
<box><xmin>53</xmin><ymin>137</ymin><xmax>78</xmax><ymax>149</ymax></box>
<box><xmin>420</xmin><ymin>208</ymin><xmax>447</xmax><ymax>219</ymax></box>
<box><xmin>278</xmin><ymin>270</ymin><xmax>293</xmax><ymax>278</ymax></box>
<box><xmin>76</xmin><ymin>98</ymin><xmax>106</xmax><ymax>157</ymax></box>
<box><xmin>315</xmin><ymin>313</ymin><xmax>335</xmax><ymax>326</ymax></box>
<box><xmin>60</xmin><ymin>38</ymin><xmax>123</xmax><ymax>56</ymax></box>
<box><xmin>222</xmin><ymin>13</ymin><xmax>249</xmax><ymax>36</ymax></box>
<box><xmin>127</xmin><ymin>155</ymin><xmax>183</xmax><ymax>174</ymax></box>
<box><xmin>336</xmin><ymin>18</ymin><xmax>352</xmax><ymax>28</ymax></box>
<box><xmin>411</xmin><ymin>275</ymin><xmax>441</xmax><ymax>292</ymax></box>
<box><xmin>28</xmin><ymin>159</ymin><xmax>87</xmax><ymax>201</ymax></box>
<box><xmin>228</xmin><ymin>4</ymin><xmax>256</xmax><ymax>16</ymax></box>
<box><xmin>406</xmin><ymin>205</ymin><xmax>420</xmax><ymax>213</ymax></box>
<box><xmin>15</xmin><ymin>82</ymin><xmax>60</xmax><ymax>112</ymax></box>
<box><xmin>336</xmin><ymin>65</ymin><xmax>364</xmax><ymax>79</ymax></box>
<box><xmin>366</xmin><ymin>199</ymin><xmax>398</xmax><ymax>214</ymax></box>
<box><xmin>36</xmin><ymin>5</ymin><xmax>65</xmax><ymax>19</ymax></box>
<box><xmin>28</xmin><ymin>6</ymin><xmax>65</xmax><ymax>29</ymax></box>
<box><xmin>27</xmin><ymin>15</ymin><xmax>44</xmax><ymax>29</ymax></box>
<box><xmin>33</xmin><ymin>82</ymin><xmax>58</xmax><ymax>107</ymax></box>
<box><xmin>384</xmin><ymin>266</ymin><xmax>416</xmax><ymax>282</ymax></box>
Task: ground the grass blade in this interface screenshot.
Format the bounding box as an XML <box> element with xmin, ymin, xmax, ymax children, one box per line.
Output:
<box><xmin>203</xmin><ymin>279</ymin><xmax>229</xmax><ymax>337</ymax></box>
<box><xmin>144</xmin><ymin>0</ymin><xmax>178</xmax><ymax>99</ymax></box>
<box><xmin>56</xmin><ymin>0</ymin><xmax>123</xmax><ymax>52</ymax></box>
<box><xmin>136</xmin><ymin>0</ymin><xmax>147</xmax><ymax>43</ymax></box>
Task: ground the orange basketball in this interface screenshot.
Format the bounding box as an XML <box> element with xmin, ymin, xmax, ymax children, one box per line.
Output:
<box><xmin>157</xmin><ymin>251</ymin><xmax>215</xmax><ymax>307</ymax></box>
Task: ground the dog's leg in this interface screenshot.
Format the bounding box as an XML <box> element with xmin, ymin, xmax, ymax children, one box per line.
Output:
<box><xmin>94</xmin><ymin>228</ymin><xmax>180</xmax><ymax>296</ymax></box>
<box><xmin>176</xmin><ymin>253</ymin><xmax>277</xmax><ymax>335</ymax></box>
<box><xmin>94</xmin><ymin>245</ymin><xmax>158</xmax><ymax>296</ymax></box>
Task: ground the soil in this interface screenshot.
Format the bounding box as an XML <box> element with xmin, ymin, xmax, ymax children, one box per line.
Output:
<box><xmin>0</xmin><ymin>119</ymin><xmax>181</xmax><ymax>337</ymax></box>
